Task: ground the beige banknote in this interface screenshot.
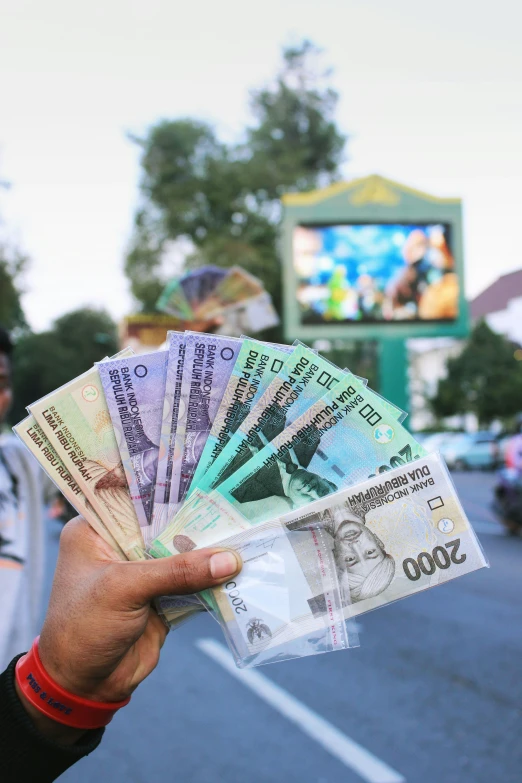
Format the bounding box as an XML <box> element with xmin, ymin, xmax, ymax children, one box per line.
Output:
<box><xmin>207</xmin><ymin>452</ymin><xmax>488</xmax><ymax>667</ymax></box>
<box><xmin>29</xmin><ymin>362</ymin><xmax>145</xmax><ymax>560</ymax></box>
<box><xmin>13</xmin><ymin>415</ymin><xmax>126</xmax><ymax>559</ymax></box>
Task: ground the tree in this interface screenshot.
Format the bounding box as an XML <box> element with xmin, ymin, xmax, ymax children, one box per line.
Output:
<box><xmin>125</xmin><ymin>41</ymin><xmax>347</xmax><ymax>326</ymax></box>
<box><xmin>0</xmin><ymin>184</ymin><xmax>28</xmax><ymax>330</ymax></box>
<box><xmin>9</xmin><ymin>308</ymin><xmax>118</xmax><ymax>424</ymax></box>
<box><xmin>429</xmin><ymin>320</ymin><xmax>522</xmax><ymax>426</ymax></box>
<box><xmin>0</xmin><ymin>249</ymin><xmax>27</xmax><ymax>330</ymax></box>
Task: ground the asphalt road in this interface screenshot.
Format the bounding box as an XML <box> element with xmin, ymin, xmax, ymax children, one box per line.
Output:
<box><xmin>43</xmin><ymin>471</ymin><xmax>522</xmax><ymax>783</ymax></box>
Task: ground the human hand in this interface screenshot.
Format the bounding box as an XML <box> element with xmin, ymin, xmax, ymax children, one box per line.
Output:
<box><xmin>18</xmin><ymin>518</ymin><xmax>241</xmax><ymax>741</ymax></box>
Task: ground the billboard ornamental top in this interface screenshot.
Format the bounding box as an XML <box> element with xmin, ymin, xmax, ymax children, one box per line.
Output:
<box><xmin>281</xmin><ymin>175</ymin><xmax>469</xmax><ymax>342</ymax></box>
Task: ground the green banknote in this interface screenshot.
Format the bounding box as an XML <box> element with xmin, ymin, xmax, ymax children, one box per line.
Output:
<box><xmin>189</xmin><ymin>342</ymin><xmax>405</xmax><ymax>498</ymax></box>
<box><xmin>204</xmin><ymin>452</ymin><xmax>488</xmax><ymax>667</ymax></box>
<box><xmin>13</xmin><ymin>415</ymin><xmax>126</xmax><ymax>558</ymax></box>
<box><xmin>188</xmin><ymin>338</ymin><xmax>293</xmax><ymax>492</ymax></box>
<box><xmin>29</xmin><ymin>361</ymin><xmax>145</xmax><ymax>560</ymax></box>
<box><xmin>150</xmin><ymin>371</ymin><xmax>426</xmax><ymax>556</ymax></box>
<box><xmin>190</xmin><ymin>343</ymin><xmax>344</xmax><ymax>495</ymax></box>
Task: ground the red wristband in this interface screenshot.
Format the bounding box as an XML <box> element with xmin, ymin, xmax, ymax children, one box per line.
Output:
<box><xmin>15</xmin><ymin>638</ymin><xmax>130</xmax><ymax>729</ymax></box>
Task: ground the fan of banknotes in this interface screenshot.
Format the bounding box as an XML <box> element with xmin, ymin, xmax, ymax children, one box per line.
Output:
<box><xmin>155</xmin><ymin>266</ymin><xmax>280</xmax><ymax>336</ymax></box>
<box><xmin>14</xmin><ymin>332</ymin><xmax>488</xmax><ymax>668</ymax></box>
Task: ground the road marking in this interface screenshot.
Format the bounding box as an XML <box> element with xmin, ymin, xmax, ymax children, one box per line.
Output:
<box><xmin>196</xmin><ymin>638</ymin><xmax>405</xmax><ymax>783</ymax></box>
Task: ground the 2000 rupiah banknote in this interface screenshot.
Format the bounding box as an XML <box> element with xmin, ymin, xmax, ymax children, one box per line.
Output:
<box><xmin>204</xmin><ymin>452</ymin><xmax>488</xmax><ymax>667</ymax></box>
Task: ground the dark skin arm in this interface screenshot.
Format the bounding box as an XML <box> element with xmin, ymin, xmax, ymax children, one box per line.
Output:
<box><xmin>16</xmin><ymin>517</ymin><xmax>241</xmax><ymax>744</ymax></box>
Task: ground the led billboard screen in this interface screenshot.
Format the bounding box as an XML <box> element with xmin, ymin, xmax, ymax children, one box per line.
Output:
<box><xmin>293</xmin><ymin>223</ymin><xmax>458</xmax><ymax>324</ymax></box>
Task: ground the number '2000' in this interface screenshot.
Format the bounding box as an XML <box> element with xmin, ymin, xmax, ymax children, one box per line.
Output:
<box><xmin>402</xmin><ymin>538</ymin><xmax>467</xmax><ymax>581</ymax></box>
<box><xmin>225</xmin><ymin>581</ymin><xmax>248</xmax><ymax>613</ymax></box>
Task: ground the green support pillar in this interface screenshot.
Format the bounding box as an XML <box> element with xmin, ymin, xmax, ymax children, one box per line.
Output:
<box><xmin>378</xmin><ymin>338</ymin><xmax>409</xmax><ymax>423</ymax></box>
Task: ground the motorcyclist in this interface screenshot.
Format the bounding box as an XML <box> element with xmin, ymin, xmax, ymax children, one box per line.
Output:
<box><xmin>495</xmin><ymin>416</ymin><xmax>522</xmax><ymax>534</ymax></box>
<box><xmin>505</xmin><ymin>418</ymin><xmax>522</xmax><ymax>471</ymax></box>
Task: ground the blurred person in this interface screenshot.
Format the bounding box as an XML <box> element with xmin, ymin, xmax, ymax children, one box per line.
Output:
<box><xmin>356</xmin><ymin>273</ymin><xmax>382</xmax><ymax>320</ymax></box>
<box><xmin>418</xmin><ymin>271</ymin><xmax>459</xmax><ymax>319</ymax></box>
<box><xmin>418</xmin><ymin>227</ymin><xmax>458</xmax><ymax>319</ymax></box>
<box><xmin>505</xmin><ymin>417</ymin><xmax>522</xmax><ymax>472</ymax></box>
<box><xmin>0</xmin><ymin>516</ymin><xmax>242</xmax><ymax>782</ymax></box>
<box><xmin>324</xmin><ymin>265</ymin><xmax>357</xmax><ymax>320</ymax></box>
<box><xmin>386</xmin><ymin>229</ymin><xmax>432</xmax><ymax>318</ymax></box>
<box><xmin>0</xmin><ymin>326</ymin><xmax>56</xmax><ymax>670</ymax></box>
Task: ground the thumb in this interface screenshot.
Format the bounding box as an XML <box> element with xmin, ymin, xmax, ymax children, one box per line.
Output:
<box><xmin>127</xmin><ymin>548</ymin><xmax>242</xmax><ymax>603</ymax></box>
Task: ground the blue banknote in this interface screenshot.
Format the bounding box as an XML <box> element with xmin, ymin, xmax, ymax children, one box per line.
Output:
<box><xmin>190</xmin><ymin>342</ymin><xmax>343</xmax><ymax>495</ymax></box>
<box><xmin>168</xmin><ymin>332</ymin><xmax>242</xmax><ymax>511</ymax></box>
<box><xmin>99</xmin><ymin>351</ymin><xmax>167</xmax><ymax>542</ymax></box>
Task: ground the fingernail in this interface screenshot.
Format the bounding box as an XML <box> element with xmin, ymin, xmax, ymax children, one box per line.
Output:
<box><xmin>210</xmin><ymin>551</ymin><xmax>239</xmax><ymax>579</ymax></box>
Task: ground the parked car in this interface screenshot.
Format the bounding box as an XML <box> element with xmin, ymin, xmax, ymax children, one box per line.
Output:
<box><xmin>443</xmin><ymin>431</ymin><xmax>500</xmax><ymax>470</ymax></box>
<box><xmin>420</xmin><ymin>432</ymin><xmax>464</xmax><ymax>459</ymax></box>
<box><xmin>419</xmin><ymin>432</ymin><xmax>460</xmax><ymax>453</ymax></box>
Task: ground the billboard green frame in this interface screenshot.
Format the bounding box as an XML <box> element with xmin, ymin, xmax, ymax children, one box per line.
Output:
<box><xmin>281</xmin><ymin>174</ymin><xmax>470</xmax><ymax>415</ymax></box>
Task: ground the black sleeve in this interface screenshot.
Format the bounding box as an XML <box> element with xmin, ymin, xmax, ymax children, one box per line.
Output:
<box><xmin>0</xmin><ymin>655</ymin><xmax>105</xmax><ymax>783</ymax></box>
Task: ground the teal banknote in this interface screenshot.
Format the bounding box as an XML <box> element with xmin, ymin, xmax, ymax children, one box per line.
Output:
<box><xmin>190</xmin><ymin>342</ymin><xmax>343</xmax><ymax>495</ymax></box>
<box><xmin>188</xmin><ymin>338</ymin><xmax>293</xmax><ymax>493</ymax></box>
<box><xmin>190</xmin><ymin>342</ymin><xmax>405</xmax><ymax>497</ymax></box>
<box><xmin>150</xmin><ymin>372</ymin><xmax>426</xmax><ymax>556</ymax></box>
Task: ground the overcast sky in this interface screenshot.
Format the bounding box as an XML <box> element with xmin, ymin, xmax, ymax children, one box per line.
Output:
<box><xmin>0</xmin><ymin>0</ymin><xmax>521</xmax><ymax>331</ymax></box>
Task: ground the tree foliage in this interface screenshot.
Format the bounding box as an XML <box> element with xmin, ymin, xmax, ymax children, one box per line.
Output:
<box><xmin>0</xmin><ymin>252</ymin><xmax>27</xmax><ymax>330</ymax></box>
<box><xmin>9</xmin><ymin>308</ymin><xmax>118</xmax><ymax>424</ymax></box>
<box><xmin>429</xmin><ymin>320</ymin><xmax>522</xmax><ymax>426</ymax></box>
<box><xmin>0</xmin><ymin>192</ymin><xmax>28</xmax><ymax>330</ymax></box>
<box><xmin>125</xmin><ymin>41</ymin><xmax>347</xmax><ymax>324</ymax></box>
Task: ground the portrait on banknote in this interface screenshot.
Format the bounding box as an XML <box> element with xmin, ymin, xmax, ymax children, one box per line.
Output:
<box><xmin>287</xmin><ymin>503</ymin><xmax>396</xmax><ymax>611</ymax></box>
<box><xmin>86</xmin><ymin>459</ymin><xmax>142</xmax><ymax>538</ymax></box>
<box><xmin>229</xmin><ymin>430</ymin><xmax>337</xmax><ymax>519</ymax></box>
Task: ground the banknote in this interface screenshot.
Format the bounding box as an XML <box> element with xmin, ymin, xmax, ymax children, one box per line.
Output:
<box><xmin>152</xmin><ymin>332</ymin><xmax>186</xmax><ymax>536</ymax></box>
<box><xmin>181</xmin><ymin>266</ymin><xmax>228</xmax><ymax>311</ymax></box>
<box><xmin>13</xmin><ymin>415</ymin><xmax>126</xmax><ymax>558</ymax></box>
<box><xmin>29</xmin><ymin>361</ymin><xmax>145</xmax><ymax>560</ymax></box>
<box><xmin>149</xmin><ymin>371</ymin><xmax>426</xmax><ymax>556</ymax></box>
<box><xmin>98</xmin><ymin>351</ymin><xmax>167</xmax><ymax>545</ymax></box>
<box><xmin>193</xmin><ymin>266</ymin><xmax>263</xmax><ymax>318</ymax></box>
<box><xmin>168</xmin><ymin>332</ymin><xmax>242</xmax><ymax>511</ymax></box>
<box><xmin>205</xmin><ymin>452</ymin><xmax>488</xmax><ymax>667</ymax></box>
<box><xmin>188</xmin><ymin>338</ymin><xmax>293</xmax><ymax>493</ymax></box>
<box><xmin>156</xmin><ymin>597</ymin><xmax>205</xmax><ymax>629</ymax></box>
<box><xmin>191</xmin><ymin>343</ymin><xmax>343</xmax><ymax>495</ymax></box>
<box><xmin>213</xmin><ymin>291</ymin><xmax>280</xmax><ymax>336</ymax></box>
<box><xmin>190</xmin><ymin>340</ymin><xmax>404</xmax><ymax>497</ymax></box>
